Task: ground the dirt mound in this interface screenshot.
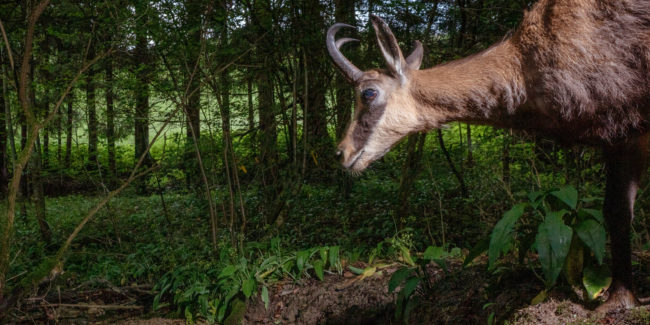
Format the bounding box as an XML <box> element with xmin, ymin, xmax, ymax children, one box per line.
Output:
<box><xmin>244</xmin><ymin>267</ymin><xmax>398</xmax><ymax>324</ymax></box>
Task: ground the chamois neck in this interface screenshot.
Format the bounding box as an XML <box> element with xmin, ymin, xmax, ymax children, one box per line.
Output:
<box><xmin>410</xmin><ymin>40</ymin><xmax>526</xmax><ymax>128</ymax></box>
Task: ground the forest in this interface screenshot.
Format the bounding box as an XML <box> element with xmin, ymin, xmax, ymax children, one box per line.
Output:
<box><xmin>1</xmin><ymin>0</ymin><xmax>650</xmax><ymax>324</ymax></box>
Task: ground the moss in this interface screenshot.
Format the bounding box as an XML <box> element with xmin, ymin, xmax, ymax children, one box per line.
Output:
<box><xmin>223</xmin><ymin>298</ymin><xmax>246</xmax><ymax>325</ymax></box>
<box><xmin>623</xmin><ymin>307</ymin><xmax>650</xmax><ymax>325</ymax></box>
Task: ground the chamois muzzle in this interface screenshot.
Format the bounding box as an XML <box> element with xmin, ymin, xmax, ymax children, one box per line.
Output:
<box><xmin>326</xmin><ymin>23</ymin><xmax>363</xmax><ymax>83</ymax></box>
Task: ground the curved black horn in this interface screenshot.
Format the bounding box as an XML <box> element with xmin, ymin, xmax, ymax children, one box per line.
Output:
<box><xmin>327</xmin><ymin>23</ymin><xmax>363</xmax><ymax>83</ymax></box>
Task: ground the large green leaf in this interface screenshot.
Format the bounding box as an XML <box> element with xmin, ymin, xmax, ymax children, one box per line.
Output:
<box><xmin>218</xmin><ymin>265</ymin><xmax>237</xmax><ymax>279</ymax></box>
<box><xmin>550</xmin><ymin>186</ymin><xmax>578</xmax><ymax>210</ymax></box>
<box><xmin>579</xmin><ymin>208</ymin><xmax>604</xmax><ymax>224</ymax></box>
<box><xmin>312</xmin><ymin>259</ymin><xmax>324</xmax><ymax>281</ymax></box>
<box><xmin>242</xmin><ymin>278</ymin><xmax>256</xmax><ymax>298</ymax></box>
<box><xmin>423</xmin><ymin>246</ymin><xmax>445</xmax><ymax>260</ymax></box>
<box><xmin>563</xmin><ymin>234</ymin><xmax>583</xmax><ymax>286</ymax></box>
<box><xmin>389</xmin><ymin>267</ymin><xmax>413</xmax><ymax>293</ymax></box>
<box><xmin>399</xmin><ymin>276</ymin><xmax>420</xmax><ymax>300</ymax></box>
<box><xmin>488</xmin><ymin>203</ymin><xmax>526</xmax><ymax>269</ymax></box>
<box><xmin>329</xmin><ymin>246</ymin><xmax>341</xmax><ymax>272</ymax></box>
<box><xmin>583</xmin><ymin>264</ymin><xmax>612</xmax><ymax>300</ymax></box>
<box><xmin>575</xmin><ymin>219</ymin><xmax>606</xmax><ymax>265</ymax></box>
<box><xmin>535</xmin><ymin>210</ymin><xmax>573</xmax><ymax>287</ymax></box>
<box><xmin>261</xmin><ymin>286</ymin><xmax>270</xmax><ymax>310</ymax></box>
<box><xmin>296</xmin><ymin>250</ymin><xmax>309</xmax><ymax>273</ymax></box>
<box><xmin>319</xmin><ymin>247</ymin><xmax>328</xmax><ymax>264</ymax></box>
<box><xmin>463</xmin><ymin>237</ymin><xmax>489</xmax><ymax>267</ymax></box>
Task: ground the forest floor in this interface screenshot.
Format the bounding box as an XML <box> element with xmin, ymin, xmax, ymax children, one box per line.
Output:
<box><xmin>11</xmin><ymin>252</ymin><xmax>650</xmax><ymax>324</ymax></box>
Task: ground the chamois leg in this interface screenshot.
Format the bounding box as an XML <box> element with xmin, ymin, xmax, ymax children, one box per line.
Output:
<box><xmin>598</xmin><ymin>134</ymin><xmax>648</xmax><ymax>311</ymax></box>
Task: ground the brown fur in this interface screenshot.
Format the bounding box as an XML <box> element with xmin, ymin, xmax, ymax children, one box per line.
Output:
<box><xmin>411</xmin><ymin>0</ymin><xmax>650</xmax><ymax>144</ymax></box>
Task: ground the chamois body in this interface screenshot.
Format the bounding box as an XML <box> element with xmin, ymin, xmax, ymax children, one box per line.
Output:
<box><xmin>413</xmin><ymin>0</ymin><xmax>650</xmax><ymax>144</ymax></box>
<box><xmin>328</xmin><ymin>0</ymin><xmax>650</xmax><ymax>310</ymax></box>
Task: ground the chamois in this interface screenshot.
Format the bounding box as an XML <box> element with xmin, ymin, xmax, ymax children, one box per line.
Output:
<box><xmin>327</xmin><ymin>0</ymin><xmax>650</xmax><ymax>310</ymax></box>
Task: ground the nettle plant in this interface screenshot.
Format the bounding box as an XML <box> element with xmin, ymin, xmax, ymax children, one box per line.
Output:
<box><xmin>483</xmin><ymin>185</ymin><xmax>611</xmax><ymax>300</ymax></box>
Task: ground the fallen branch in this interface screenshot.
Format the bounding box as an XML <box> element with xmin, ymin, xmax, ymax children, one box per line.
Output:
<box><xmin>42</xmin><ymin>303</ymin><xmax>143</xmax><ymax>310</ymax></box>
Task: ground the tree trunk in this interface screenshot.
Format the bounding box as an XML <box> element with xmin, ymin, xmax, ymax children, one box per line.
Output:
<box><xmin>0</xmin><ymin>61</ymin><xmax>8</xmax><ymax>196</ymax></box>
<box><xmin>65</xmin><ymin>95</ymin><xmax>73</xmax><ymax>169</ymax></box>
<box><xmin>466</xmin><ymin>124</ymin><xmax>473</xmax><ymax>166</ymax></box>
<box><xmin>184</xmin><ymin>0</ymin><xmax>202</xmax><ymax>187</ymax></box>
<box><xmin>502</xmin><ymin>130</ymin><xmax>511</xmax><ymax>186</ymax></box>
<box><xmin>134</xmin><ymin>1</ymin><xmax>151</xmax><ymax>192</ymax></box>
<box><xmin>86</xmin><ymin>40</ymin><xmax>98</xmax><ymax>168</ymax></box>
<box><xmin>105</xmin><ymin>55</ymin><xmax>116</xmax><ymax>179</ymax></box>
<box><xmin>301</xmin><ymin>0</ymin><xmax>332</xmax><ymax>171</ymax></box>
<box><xmin>28</xmin><ymin>51</ymin><xmax>51</xmax><ymax>243</ymax></box>
<box><xmin>396</xmin><ymin>133</ymin><xmax>427</xmax><ymax>227</ymax></box>
<box><xmin>42</xmin><ymin>97</ymin><xmax>49</xmax><ymax>170</ymax></box>
<box><xmin>247</xmin><ymin>77</ymin><xmax>254</xmax><ymax>131</ymax></box>
<box><xmin>437</xmin><ymin>129</ymin><xmax>468</xmax><ymax>197</ymax></box>
<box><xmin>252</xmin><ymin>0</ymin><xmax>280</xmax><ymax>224</ymax></box>
<box><xmin>333</xmin><ymin>0</ymin><xmax>356</xmax><ymax>197</ymax></box>
<box><xmin>30</xmin><ymin>135</ymin><xmax>51</xmax><ymax>243</ymax></box>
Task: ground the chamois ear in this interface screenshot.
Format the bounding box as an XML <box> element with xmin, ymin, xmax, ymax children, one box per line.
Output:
<box><xmin>370</xmin><ymin>15</ymin><xmax>408</xmax><ymax>82</ymax></box>
<box><xmin>406</xmin><ymin>41</ymin><xmax>423</xmax><ymax>70</ymax></box>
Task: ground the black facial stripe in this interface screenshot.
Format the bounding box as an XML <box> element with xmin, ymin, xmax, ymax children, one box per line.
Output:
<box><xmin>352</xmin><ymin>102</ymin><xmax>386</xmax><ymax>149</ymax></box>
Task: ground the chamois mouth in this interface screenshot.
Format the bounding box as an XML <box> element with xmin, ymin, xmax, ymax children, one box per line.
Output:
<box><xmin>343</xmin><ymin>149</ymin><xmax>365</xmax><ymax>171</ymax></box>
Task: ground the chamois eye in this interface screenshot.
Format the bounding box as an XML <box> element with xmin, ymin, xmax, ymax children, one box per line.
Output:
<box><xmin>361</xmin><ymin>89</ymin><xmax>378</xmax><ymax>101</ymax></box>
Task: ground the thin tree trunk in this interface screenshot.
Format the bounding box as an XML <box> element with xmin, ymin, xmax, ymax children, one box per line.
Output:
<box><xmin>65</xmin><ymin>95</ymin><xmax>73</xmax><ymax>169</ymax></box>
<box><xmin>42</xmin><ymin>95</ymin><xmax>49</xmax><ymax>169</ymax></box>
<box><xmin>134</xmin><ymin>2</ymin><xmax>151</xmax><ymax>192</ymax></box>
<box><xmin>396</xmin><ymin>133</ymin><xmax>427</xmax><ymax>226</ymax></box>
<box><xmin>105</xmin><ymin>55</ymin><xmax>116</xmax><ymax>179</ymax></box>
<box><xmin>3</xmin><ymin>53</ymin><xmax>16</xmax><ymax>168</ymax></box>
<box><xmin>57</xmin><ymin>111</ymin><xmax>61</xmax><ymax>165</ymax></box>
<box><xmin>31</xmin><ymin>135</ymin><xmax>51</xmax><ymax>243</ymax></box>
<box><xmin>302</xmin><ymin>0</ymin><xmax>332</xmax><ymax>170</ymax></box>
<box><xmin>86</xmin><ymin>40</ymin><xmax>97</xmax><ymax>168</ymax></box>
<box><xmin>247</xmin><ymin>77</ymin><xmax>254</xmax><ymax>131</ymax></box>
<box><xmin>27</xmin><ymin>47</ymin><xmax>51</xmax><ymax>243</ymax></box>
<box><xmin>0</xmin><ymin>1</ymin><xmax>81</xmax><ymax>302</ymax></box>
<box><xmin>437</xmin><ymin>129</ymin><xmax>468</xmax><ymax>197</ymax></box>
<box><xmin>0</xmin><ymin>60</ymin><xmax>8</xmax><ymax>196</ymax></box>
<box><xmin>502</xmin><ymin>130</ymin><xmax>511</xmax><ymax>185</ymax></box>
<box><xmin>253</xmin><ymin>0</ymin><xmax>280</xmax><ymax>224</ymax></box>
<box><xmin>184</xmin><ymin>0</ymin><xmax>202</xmax><ymax>187</ymax></box>
<box><xmin>466</xmin><ymin>124</ymin><xmax>473</xmax><ymax>166</ymax></box>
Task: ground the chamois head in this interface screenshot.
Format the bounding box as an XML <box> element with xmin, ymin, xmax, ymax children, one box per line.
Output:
<box><xmin>328</xmin><ymin>15</ymin><xmax>424</xmax><ymax>172</ymax></box>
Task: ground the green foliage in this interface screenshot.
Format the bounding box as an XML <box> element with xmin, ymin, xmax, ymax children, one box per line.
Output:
<box><xmin>535</xmin><ymin>210</ymin><xmax>572</xmax><ymax>287</ymax></box>
<box><xmin>470</xmin><ymin>186</ymin><xmax>608</xmax><ymax>296</ymax></box>
<box><xmin>153</xmin><ymin>238</ymin><xmax>342</xmax><ymax>323</ymax></box>
<box><xmin>388</xmin><ymin>241</ymin><xmax>460</xmax><ymax>323</ymax></box>
<box><xmin>488</xmin><ymin>203</ymin><xmax>526</xmax><ymax>270</ymax></box>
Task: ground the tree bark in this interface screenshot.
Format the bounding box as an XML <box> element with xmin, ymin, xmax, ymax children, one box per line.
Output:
<box><xmin>0</xmin><ymin>0</ymin><xmax>51</xmax><ymax>302</ymax></box>
<box><xmin>396</xmin><ymin>133</ymin><xmax>427</xmax><ymax>227</ymax></box>
<box><xmin>247</xmin><ymin>77</ymin><xmax>254</xmax><ymax>131</ymax></box>
<box><xmin>301</xmin><ymin>0</ymin><xmax>332</xmax><ymax>171</ymax></box>
<box><xmin>502</xmin><ymin>130</ymin><xmax>511</xmax><ymax>186</ymax></box>
<box><xmin>134</xmin><ymin>1</ymin><xmax>151</xmax><ymax>192</ymax></box>
<box><xmin>184</xmin><ymin>0</ymin><xmax>202</xmax><ymax>187</ymax></box>
<box><xmin>466</xmin><ymin>124</ymin><xmax>473</xmax><ymax>166</ymax></box>
<box><xmin>86</xmin><ymin>40</ymin><xmax>98</xmax><ymax>168</ymax></box>
<box><xmin>333</xmin><ymin>0</ymin><xmax>356</xmax><ymax>197</ymax></box>
<box><xmin>437</xmin><ymin>129</ymin><xmax>468</xmax><ymax>197</ymax></box>
<box><xmin>105</xmin><ymin>55</ymin><xmax>116</xmax><ymax>179</ymax></box>
<box><xmin>252</xmin><ymin>0</ymin><xmax>280</xmax><ymax>223</ymax></box>
<box><xmin>30</xmin><ymin>135</ymin><xmax>51</xmax><ymax>243</ymax></box>
<box><xmin>0</xmin><ymin>60</ymin><xmax>8</xmax><ymax>196</ymax></box>
<box><xmin>65</xmin><ymin>95</ymin><xmax>73</xmax><ymax>169</ymax></box>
